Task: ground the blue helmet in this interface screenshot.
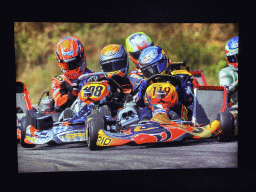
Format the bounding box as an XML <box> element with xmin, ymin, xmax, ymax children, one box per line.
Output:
<box><xmin>138</xmin><ymin>46</ymin><xmax>168</xmax><ymax>79</ymax></box>
<box><xmin>225</xmin><ymin>36</ymin><xmax>238</xmax><ymax>71</ymax></box>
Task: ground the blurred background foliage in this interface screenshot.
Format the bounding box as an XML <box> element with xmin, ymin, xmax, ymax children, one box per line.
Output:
<box><xmin>15</xmin><ymin>22</ymin><xmax>238</xmax><ymax>104</ymax></box>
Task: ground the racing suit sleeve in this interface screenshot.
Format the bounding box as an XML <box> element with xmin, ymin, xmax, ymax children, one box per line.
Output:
<box><xmin>219</xmin><ymin>68</ymin><xmax>238</xmax><ymax>93</ymax></box>
<box><xmin>136</xmin><ymin>79</ymin><xmax>148</xmax><ymax>107</ymax></box>
<box><xmin>173</xmin><ymin>74</ymin><xmax>194</xmax><ymax>107</ymax></box>
<box><xmin>51</xmin><ymin>77</ymin><xmax>78</xmax><ymax>111</ymax></box>
<box><xmin>129</xmin><ymin>66</ymin><xmax>143</xmax><ymax>76</ymax></box>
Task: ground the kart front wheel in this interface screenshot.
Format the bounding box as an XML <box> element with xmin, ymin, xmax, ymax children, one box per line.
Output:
<box><xmin>20</xmin><ymin>112</ymin><xmax>36</xmax><ymax>148</ymax></box>
<box><xmin>217</xmin><ymin>111</ymin><xmax>234</xmax><ymax>142</ymax></box>
<box><xmin>86</xmin><ymin>114</ymin><xmax>106</xmax><ymax>151</ymax></box>
<box><xmin>100</xmin><ymin>105</ymin><xmax>112</xmax><ymax>116</ymax></box>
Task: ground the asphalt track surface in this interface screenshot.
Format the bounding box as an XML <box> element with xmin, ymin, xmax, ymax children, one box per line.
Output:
<box><xmin>18</xmin><ymin>139</ymin><xmax>238</xmax><ymax>172</ymax></box>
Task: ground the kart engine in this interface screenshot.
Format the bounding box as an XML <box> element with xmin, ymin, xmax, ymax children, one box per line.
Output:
<box><xmin>116</xmin><ymin>107</ymin><xmax>139</xmax><ymax>130</ymax></box>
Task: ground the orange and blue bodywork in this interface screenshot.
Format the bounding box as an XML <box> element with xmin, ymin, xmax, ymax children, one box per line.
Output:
<box><xmin>19</xmin><ymin>72</ymin><xmax>143</xmax><ymax>146</ymax></box>
<box><xmin>91</xmin><ymin>80</ymin><xmax>223</xmax><ymax>148</ymax></box>
<box><xmin>23</xmin><ymin>111</ymin><xmax>221</xmax><ymax>147</ymax></box>
<box><xmin>18</xmin><ymin>69</ymin><xmax>227</xmax><ymax>148</ymax></box>
<box><xmin>93</xmin><ymin>113</ymin><xmax>222</xmax><ymax>147</ymax></box>
<box><xmin>23</xmin><ymin>122</ymin><xmax>87</xmax><ymax>145</ymax></box>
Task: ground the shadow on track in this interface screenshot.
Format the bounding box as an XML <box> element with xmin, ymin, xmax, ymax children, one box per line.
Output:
<box><xmin>21</xmin><ymin>138</ymin><xmax>231</xmax><ymax>151</ymax></box>
<box><xmin>27</xmin><ymin>142</ymin><xmax>87</xmax><ymax>151</ymax></box>
<box><xmin>94</xmin><ymin>139</ymin><xmax>218</xmax><ymax>151</ymax></box>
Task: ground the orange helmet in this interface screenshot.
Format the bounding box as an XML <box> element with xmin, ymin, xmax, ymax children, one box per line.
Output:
<box><xmin>55</xmin><ymin>37</ymin><xmax>86</xmax><ymax>79</ymax></box>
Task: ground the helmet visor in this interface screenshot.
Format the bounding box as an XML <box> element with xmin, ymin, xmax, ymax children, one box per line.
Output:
<box><xmin>227</xmin><ymin>53</ymin><xmax>238</xmax><ymax>64</ymax></box>
<box><xmin>101</xmin><ymin>58</ymin><xmax>127</xmax><ymax>72</ymax></box>
<box><xmin>59</xmin><ymin>58</ymin><xmax>82</xmax><ymax>70</ymax></box>
<box><xmin>140</xmin><ymin>59</ymin><xmax>167</xmax><ymax>78</ymax></box>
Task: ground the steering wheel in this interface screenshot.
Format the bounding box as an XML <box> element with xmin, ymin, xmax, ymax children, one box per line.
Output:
<box><xmin>146</xmin><ymin>74</ymin><xmax>179</xmax><ymax>86</ymax></box>
<box><xmin>138</xmin><ymin>74</ymin><xmax>179</xmax><ymax>103</ymax></box>
<box><xmin>98</xmin><ymin>76</ymin><xmax>124</xmax><ymax>97</ymax></box>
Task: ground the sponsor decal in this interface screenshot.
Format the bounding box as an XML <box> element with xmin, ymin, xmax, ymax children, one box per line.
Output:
<box><xmin>25</xmin><ymin>135</ymin><xmax>35</xmax><ymax>142</ymax></box>
<box><xmin>54</xmin><ymin>75</ymin><xmax>64</xmax><ymax>82</ymax></box>
<box><xmin>58</xmin><ymin>132</ymin><xmax>86</xmax><ymax>142</ymax></box>
<box><xmin>97</xmin><ymin>136</ymin><xmax>112</xmax><ymax>146</ymax></box>
<box><xmin>65</xmin><ymin>132</ymin><xmax>85</xmax><ymax>139</ymax></box>
<box><xmin>142</xmin><ymin>49</ymin><xmax>157</xmax><ymax>64</ymax></box>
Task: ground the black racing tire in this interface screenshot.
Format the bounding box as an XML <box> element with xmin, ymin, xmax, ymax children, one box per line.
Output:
<box><xmin>217</xmin><ymin>111</ymin><xmax>234</xmax><ymax>142</ymax></box>
<box><xmin>20</xmin><ymin>113</ymin><xmax>36</xmax><ymax>148</ymax></box>
<box><xmin>100</xmin><ymin>105</ymin><xmax>112</xmax><ymax>116</ymax></box>
<box><xmin>86</xmin><ymin>114</ymin><xmax>106</xmax><ymax>151</ymax></box>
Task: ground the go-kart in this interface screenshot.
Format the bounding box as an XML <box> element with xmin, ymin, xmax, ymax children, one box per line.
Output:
<box><xmin>16</xmin><ymin>62</ymin><xmax>205</xmax><ymax>142</ymax></box>
<box><xmin>16</xmin><ymin>81</ymin><xmax>65</xmax><ymax>141</ymax></box>
<box><xmin>170</xmin><ymin>62</ymin><xmax>237</xmax><ymax>139</ymax></box>
<box><xmin>19</xmin><ymin>63</ymin><xmax>237</xmax><ymax>149</ymax></box>
<box><xmin>16</xmin><ymin>82</ymin><xmax>57</xmax><ymax>140</ymax></box>
<box><xmin>17</xmin><ymin>81</ymin><xmax>34</xmax><ymax>140</ymax></box>
<box><xmin>85</xmin><ymin>74</ymin><xmax>236</xmax><ymax>150</ymax></box>
<box><xmin>19</xmin><ymin>72</ymin><xmax>141</xmax><ymax>148</ymax></box>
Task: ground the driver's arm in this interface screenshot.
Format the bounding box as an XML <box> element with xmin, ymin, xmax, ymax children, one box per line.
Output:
<box><xmin>219</xmin><ymin>68</ymin><xmax>238</xmax><ymax>93</ymax></box>
<box><xmin>51</xmin><ymin>77</ymin><xmax>77</xmax><ymax>111</ymax></box>
<box><xmin>136</xmin><ymin>79</ymin><xmax>148</xmax><ymax>108</ymax></box>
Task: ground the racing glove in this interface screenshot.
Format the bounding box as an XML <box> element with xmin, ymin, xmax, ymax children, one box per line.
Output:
<box><xmin>60</xmin><ymin>81</ymin><xmax>78</xmax><ymax>105</ymax></box>
<box><xmin>71</xmin><ymin>82</ymin><xmax>79</xmax><ymax>96</ymax></box>
<box><xmin>136</xmin><ymin>79</ymin><xmax>148</xmax><ymax>108</ymax></box>
<box><xmin>173</xmin><ymin>74</ymin><xmax>193</xmax><ymax>107</ymax></box>
<box><xmin>227</xmin><ymin>80</ymin><xmax>238</xmax><ymax>92</ymax></box>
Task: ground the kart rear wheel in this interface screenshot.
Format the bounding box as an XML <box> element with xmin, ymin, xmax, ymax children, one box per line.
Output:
<box><xmin>20</xmin><ymin>113</ymin><xmax>36</xmax><ymax>148</ymax></box>
<box><xmin>217</xmin><ymin>111</ymin><xmax>234</xmax><ymax>142</ymax></box>
<box><xmin>86</xmin><ymin>114</ymin><xmax>106</xmax><ymax>151</ymax></box>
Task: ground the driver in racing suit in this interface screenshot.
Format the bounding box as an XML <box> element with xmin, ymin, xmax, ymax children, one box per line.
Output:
<box><xmin>218</xmin><ymin>36</ymin><xmax>238</xmax><ymax>107</ymax></box>
<box><xmin>51</xmin><ymin>36</ymin><xmax>93</xmax><ymax>112</ymax></box>
<box><xmin>98</xmin><ymin>44</ymin><xmax>144</xmax><ymax>112</ymax></box>
<box><xmin>65</xmin><ymin>44</ymin><xmax>144</xmax><ymax>124</ymax></box>
<box><xmin>125</xmin><ymin>32</ymin><xmax>175</xmax><ymax>77</ymax></box>
<box><xmin>135</xmin><ymin>45</ymin><xmax>194</xmax><ymax>121</ymax></box>
<box><xmin>125</xmin><ymin>32</ymin><xmax>154</xmax><ymax>76</ymax></box>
